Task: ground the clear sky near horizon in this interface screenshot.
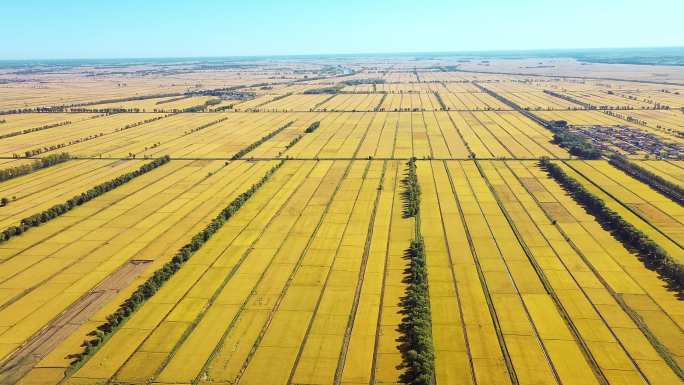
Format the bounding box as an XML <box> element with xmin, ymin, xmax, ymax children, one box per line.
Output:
<box><xmin>2</xmin><ymin>0</ymin><xmax>683</xmax><ymax>60</ymax></box>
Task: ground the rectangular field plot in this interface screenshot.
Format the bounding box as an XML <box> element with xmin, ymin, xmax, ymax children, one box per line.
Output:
<box><xmin>282</xmin><ymin>111</ymin><xmax>566</xmax><ymax>159</ymax></box>
<box><xmin>414</xmin><ymin>159</ymin><xmax>683</xmax><ymax>385</ymax></box>
<box><xmin>59</xmin><ymin>160</ymin><xmax>417</xmax><ymax>385</ymax></box>
<box><xmin>0</xmin><ymin>159</ymin><xmax>280</xmax><ymax>373</ymax></box>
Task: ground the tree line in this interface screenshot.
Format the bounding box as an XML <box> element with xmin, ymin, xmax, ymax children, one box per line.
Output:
<box><xmin>433</xmin><ymin>92</ymin><xmax>448</xmax><ymax>111</ymax></box>
<box><xmin>0</xmin><ymin>92</ymin><xmax>185</xmax><ymax>115</ymax></box>
<box><xmin>213</xmin><ymin>104</ymin><xmax>234</xmax><ymax>112</ymax></box>
<box><xmin>0</xmin><ymin>152</ymin><xmax>71</xmax><ymax>183</ymax></box>
<box><xmin>0</xmin><ymin>121</ymin><xmax>74</xmax><ymax>140</ymax></box>
<box><xmin>304</xmin><ymin>121</ymin><xmax>320</xmax><ymax>133</ymax></box>
<box><xmin>177</xmin><ymin>98</ymin><xmax>222</xmax><ymax>113</ymax></box>
<box><xmin>182</xmin><ymin>117</ymin><xmax>228</xmax><ymax>137</ymax></box>
<box><xmin>540</xmin><ymin>158</ymin><xmax>684</xmax><ymax>293</ymax></box>
<box><xmin>277</xmin><ymin>120</ymin><xmax>326</xmax><ymax>157</ymax></box>
<box><xmin>609</xmin><ymin>155</ymin><xmax>684</xmax><ymax>205</ymax></box>
<box><xmin>547</xmin><ymin>121</ymin><xmax>602</xmax><ymax>159</ymax></box>
<box><xmin>69</xmin><ymin>160</ymin><xmax>284</xmax><ymax>368</ymax></box>
<box><xmin>0</xmin><ymin>156</ymin><xmax>170</xmax><ymax>244</ymax></box>
<box><xmin>303</xmin><ymin>84</ymin><xmax>344</xmax><ymax>94</ymax></box>
<box><xmin>399</xmin><ymin>158</ymin><xmax>435</xmax><ymax>385</ymax></box>
<box><xmin>14</xmin><ymin>115</ymin><xmax>171</xmax><ymax>158</ymax></box>
<box><xmin>231</xmin><ymin>121</ymin><xmax>294</xmax><ymax>160</ymax></box>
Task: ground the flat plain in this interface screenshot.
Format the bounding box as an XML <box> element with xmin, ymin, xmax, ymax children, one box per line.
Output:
<box><xmin>0</xmin><ymin>55</ymin><xmax>682</xmax><ymax>385</ymax></box>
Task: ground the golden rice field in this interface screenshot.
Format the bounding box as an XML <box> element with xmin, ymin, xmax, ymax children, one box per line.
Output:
<box><xmin>0</xmin><ymin>59</ymin><xmax>682</xmax><ymax>385</ymax></box>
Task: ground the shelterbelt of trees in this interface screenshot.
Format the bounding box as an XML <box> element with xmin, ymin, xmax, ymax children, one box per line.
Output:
<box><xmin>0</xmin><ymin>156</ymin><xmax>170</xmax><ymax>243</ymax></box>
<box><xmin>0</xmin><ymin>152</ymin><xmax>71</xmax><ymax>183</ymax></box>
<box><xmin>399</xmin><ymin>158</ymin><xmax>435</xmax><ymax>385</ymax></box>
<box><xmin>540</xmin><ymin>158</ymin><xmax>684</xmax><ymax>292</ymax></box>
<box><xmin>69</xmin><ymin>160</ymin><xmax>284</xmax><ymax>368</ymax></box>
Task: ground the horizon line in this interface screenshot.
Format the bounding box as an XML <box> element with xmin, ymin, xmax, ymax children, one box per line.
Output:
<box><xmin>1</xmin><ymin>45</ymin><xmax>683</xmax><ymax>63</ymax></box>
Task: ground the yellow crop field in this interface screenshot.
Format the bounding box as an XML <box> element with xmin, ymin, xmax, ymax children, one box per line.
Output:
<box><xmin>0</xmin><ymin>55</ymin><xmax>682</xmax><ymax>385</ymax></box>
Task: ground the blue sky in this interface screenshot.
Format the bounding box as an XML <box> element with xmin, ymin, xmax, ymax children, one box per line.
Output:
<box><xmin>2</xmin><ymin>0</ymin><xmax>683</xmax><ymax>60</ymax></box>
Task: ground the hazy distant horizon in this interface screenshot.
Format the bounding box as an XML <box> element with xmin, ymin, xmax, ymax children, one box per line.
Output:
<box><xmin>1</xmin><ymin>46</ymin><xmax>683</xmax><ymax>66</ymax></box>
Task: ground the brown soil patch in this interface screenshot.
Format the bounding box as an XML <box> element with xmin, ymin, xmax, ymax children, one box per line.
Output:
<box><xmin>0</xmin><ymin>260</ymin><xmax>151</xmax><ymax>384</ymax></box>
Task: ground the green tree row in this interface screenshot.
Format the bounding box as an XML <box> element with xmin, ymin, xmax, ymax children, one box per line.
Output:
<box><xmin>608</xmin><ymin>154</ymin><xmax>684</xmax><ymax>205</ymax></box>
<box><xmin>0</xmin><ymin>152</ymin><xmax>71</xmax><ymax>183</ymax></box>
<box><xmin>0</xmin><ymin>120</ymin><xmax>72</xmax><ymax>140</ymax></box>
<box><xmin>547</xmin><ymin>122</ymin><xmax>602</xmax><ymax>159</ymax></box>
<box><xmin>182</xmin><ymin>117</ymin><xmax>229</xmax><ymax>136</ymax></box>
<box><xmin>399</xmin><ymin>158</ymin><xmax>435</xmax><ymax>385</ymax></box>
<box><xmin>231</xmin><ymin>121</ymin><xmax>294</xmax><ymax>160</ymax></box>
<box><xmin>69</xmin><ymin>160</ymin><xmax>284</xmax><ymax>368</ymax></box>
<box><xmin>540</xmin><ymin>158</ymin><xmax>684</xmax><ymax>292</ymax></box>
<box><xmin>402</xmin><ymin>158</ymin><xmax>421</xmax><ymax>218</ymax></box>
<box><xmin>0</xmin><ymin>156</ymin><xmax>170</xmax><ymax>244</ymax></box>
<box><xmin>179</xmin><ymin>98</ymin><xmax>222</xmax><ymax>113</ymax></box>
<box><xmin>0</xmin><ymin>93</ymin><xmax>184</xmax><ymax>115</ymax></box>
<box><xmin>16</xmin><ymin>115</ymin><xmax>170</xmax><ymax>158</ymax></box>
<box><xmin>304</xmin><ymin>121</ymin><xmax>320</xmax><ymax>133</ymax></box>
<box><xmin>213</xmin><ymin>104</ymin><xmax>234</xmax><ymax>112</ymax></box>
<box><xmin>433</xmin><ymin>92</ymin><xmax>448</xmax><ymax>111</ymax></box>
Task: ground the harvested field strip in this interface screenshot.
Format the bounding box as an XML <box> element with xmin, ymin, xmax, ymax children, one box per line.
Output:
<box><xmin>528</xmin><ymin>161</ymin><xmax>684</xmax><ymax>370</ymax></box>
<box><xmin>0</xmin><ymin>259</ymin><xmax>152</xmax><ymax>384</ymax></box>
